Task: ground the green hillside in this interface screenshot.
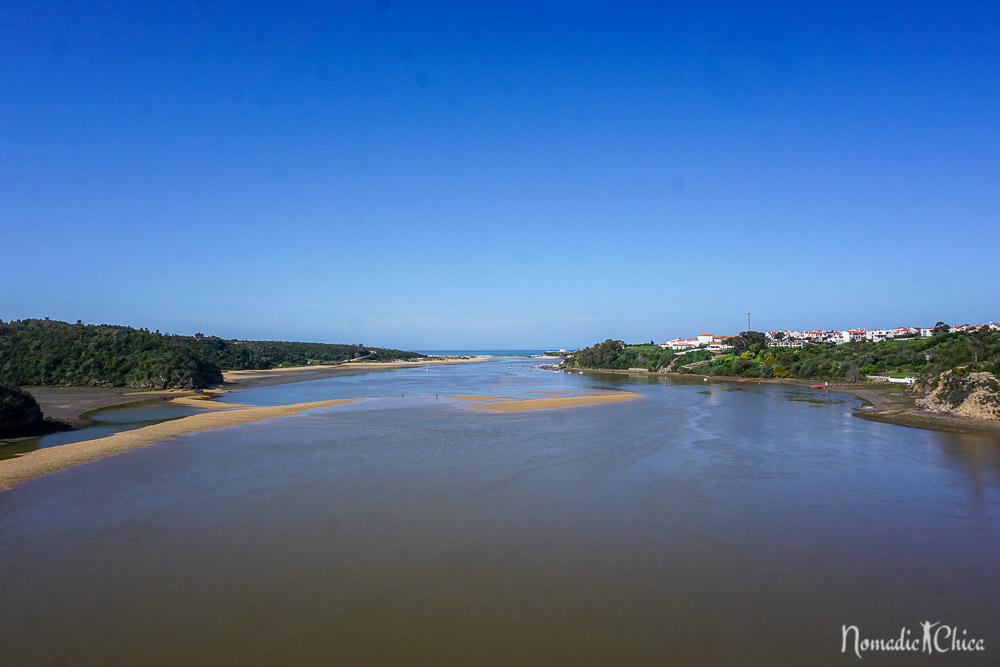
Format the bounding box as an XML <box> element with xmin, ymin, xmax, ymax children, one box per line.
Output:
<box><xmin>0</xmin><ymin>319</ymin><xmax>424</xmax><ymax>390</ymax></box>
<box><xmin>563</xmin><ymin>328</ymin><xmax>1000</xmax><ymax>382</ymax></box>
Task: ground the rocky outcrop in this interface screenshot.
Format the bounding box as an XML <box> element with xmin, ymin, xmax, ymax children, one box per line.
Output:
<box><xmin>915</xmin><ymin>370</ymin><xmax>1000</xmax><ymax>421</ymax></box>
<box><xmin>0</xmin><ymin>382</ymin><xmax>44</xmax><ymax>435</ymax></box>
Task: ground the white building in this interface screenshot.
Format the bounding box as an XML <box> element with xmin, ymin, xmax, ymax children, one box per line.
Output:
<box><xmin>660</xmin><ymin>337</ymin><xmax>701</xmax><ymax>351</ymax></box>
<box><xmin>769</xmin><ymin>339</ymin><xmax>805</xmax><ymax>349</ymax></box>
<box><xmin>889</xmin><ymin>326</ymin><xmax>919</xmax><ymax>338</ymax></box>
<box><xmin>661</xmin><ymin>333</ymin><xmax>733</xmax><ymax>352</ymax></box>
<box><xmin>840</xmin><ymin>329</ymin><xmax>866</xmax><ymax>343</ymax></box>
<box><xmin>766</xmin><ymin>330</ymin><xmax>803</xmax><ymax>341</ymax></box>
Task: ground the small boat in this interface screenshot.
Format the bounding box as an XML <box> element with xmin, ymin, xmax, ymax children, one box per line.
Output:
<box><xmin>809</xmin><ymin>384</ymin><xmax>829</xmax><ymax>389</ymax></box>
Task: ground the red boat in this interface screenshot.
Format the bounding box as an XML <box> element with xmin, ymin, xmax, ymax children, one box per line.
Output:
<box><xmin>809</xmin><ymin>383</ymin><xmax>830</xmax><ymax>389</ymax></box>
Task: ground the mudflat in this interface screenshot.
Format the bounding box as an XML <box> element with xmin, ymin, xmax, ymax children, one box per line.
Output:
<box><xmin>845</xmin><ymin>384</ymin><xmax>1000</xmax><ymax>437</ymax></box>
<box><xmin>22</xmin><ymin>386</ymin><xmax>193</xmax><ymax>428</ymax></box>
<box><xmin>17</xmin><ymin>357</ymin><xmax>489</xmax><ymax>428</ymax></box>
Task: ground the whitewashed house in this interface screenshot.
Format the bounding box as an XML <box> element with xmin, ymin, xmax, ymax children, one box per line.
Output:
<box><xmin>708</xmin><ymin>337</ymin><xmax>734</xmax><ymax>351</ymax></box>
<box><xmin>661</xmin><ymin>333</ymin><xmax>734</xmax><ymax>352</ymax></box>
<box><xmin>840</xmin><ymin>329</ymin><xmax>867</xmax><ymax>343</ymax></box>
<box><xmin>865</xmin><ymin>329</ymin><xmax>890</xmax><ymax>342</ymax></box>
<box><xmin>890</xmin><ymin>326</ymin><xmax>918</xmax><ymax>338</ymax></box>
<box><xmin>660</xmin><ymin>337</ymin><xmax>701</xmax><ymax>351</ymax></box>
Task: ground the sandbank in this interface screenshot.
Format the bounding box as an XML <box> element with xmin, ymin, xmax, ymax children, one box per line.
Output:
<box><xmin>0</xmin><ymin>398</ymin><xmax>360</xmax><ymax>491</ymax></box>
<box><xmin>216</xmin><ymin>356</ymin><xmax>488</xmax><ymax>390</ymax></box>
<box><xmin>0</xmin><ymin>357</ymin><xmax>491</xmax><ymax>489</ymax></box>
<box><xmin>457</xmin><ymin>392</ymin><xmax>641</xmax><ymax>412</ymax></box>
<box><xmin>10</xmin><ymin>357</ymin><xmax>488</xmax><ymax>432</ymax></box>
<box><xmin>167</xmin><ymin>395</ymin><xmax>251</xmax><ymax>410</ymax></box>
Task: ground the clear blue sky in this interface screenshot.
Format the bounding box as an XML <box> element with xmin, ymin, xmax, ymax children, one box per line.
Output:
<box><xmin>3</xmin><ymin>1</ymin><xmax>998</xmax><ymax>349</ymax></box>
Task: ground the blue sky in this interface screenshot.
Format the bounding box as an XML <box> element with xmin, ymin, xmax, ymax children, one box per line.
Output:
<box><xmin>2</xmin><ymin>1</ymin><xmax>998</xmax><ymax>349</ymax></box>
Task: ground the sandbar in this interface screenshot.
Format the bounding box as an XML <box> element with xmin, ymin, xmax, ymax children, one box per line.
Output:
<box><xmin>215</xmin><ymin>356</ymin><xmax>488</xmax><ymax>390</ymax></box>
<box><xmin>11</xmin><ymin>357</ymin><xmax>488</xmax><ymax>431</ymax></box>
<box><xmin>167</xmin><ymin>395</ymin><xmax>251</xmax><ymax>410</ymax></box>
<box><xmin>0</xmin><ymin>398</ymin><xmax>360</xmax><ymax>491</ymax></box>
<box><xmin>1</xmin><ymin>357</ymin><xmax>490</xmax><ymax>490</ymax></box>
<box><xmin>459</xmin><ymin>392</ymin><xmax>640</xmax><ymax>412</ymax></box>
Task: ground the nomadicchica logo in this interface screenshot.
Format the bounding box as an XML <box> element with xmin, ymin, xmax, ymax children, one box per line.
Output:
<box><xmin>841</xmin><ymin>622</ymin><xmax>985</xmax><ymax>659</ymax></box>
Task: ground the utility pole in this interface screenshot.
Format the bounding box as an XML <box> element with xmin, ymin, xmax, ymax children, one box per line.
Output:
<box><xmin>746</xmin><ymin>311</ymin><xmax>751</xmax><ymax>332</ymax></box>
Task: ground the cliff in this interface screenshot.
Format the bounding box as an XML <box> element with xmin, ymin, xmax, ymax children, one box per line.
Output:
<box><xmin>915</xmin><ymin>370</ymin><xmax>1000</xmax><ymax>421</ymax></box>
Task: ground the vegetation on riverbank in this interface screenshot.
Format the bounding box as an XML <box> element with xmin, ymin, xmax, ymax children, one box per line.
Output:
<box><xmin>565</xmin><ymin>340</ymin><xmax>677</xmax><ymax>371</ymax></box>
<box><xmin>0</xmin><ymin>319</ymin><xmax>424</xmax><ymax>390</ymax></box>
<box><xmin>0</xmin><ymin>381</ymin><xmax>43</xmax><ymax>436</ymax></box>
<box><xmin>565</xmin><ymin>329</ymin><xmax>1000</xmax><ymax>381</ymax></box>
<box><xmin>562</xmin><ymin>329</ymin><xmax>1000</xmax><ymax>420</ymax></box>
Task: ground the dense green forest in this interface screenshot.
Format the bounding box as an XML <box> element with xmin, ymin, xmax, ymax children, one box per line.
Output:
<box><xmin>562</xmin><ymin>328</ymin><xmax>1000</xmax><ymax>382</ymax></box>
<box><xmin>0</xmin><ymin>319</ymin><xmax>424</xmax><ymax>389</ymax></box>
<box><xmin>565</xmin><ymin>340</ymin><xmax>677</xmax><ymax>372</ymax></box>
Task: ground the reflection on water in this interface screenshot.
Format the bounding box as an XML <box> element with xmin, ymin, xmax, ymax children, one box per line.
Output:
<box><xmin>1</xmin><ymin>359</ymin><xmax>998</xmax><ymax>665</ymax></box>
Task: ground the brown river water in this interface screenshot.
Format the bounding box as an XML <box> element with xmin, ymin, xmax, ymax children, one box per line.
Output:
<box><xmin>2</xmin><ymin>358</ymin><xmax>998</xmax><ymax>665</ymax></box>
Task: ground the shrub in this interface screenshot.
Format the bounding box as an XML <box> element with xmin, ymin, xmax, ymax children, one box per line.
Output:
<box><xmin>0</xmin><ymin>381</ymin><xmax>43</xmax><ymax>434</ymax></box>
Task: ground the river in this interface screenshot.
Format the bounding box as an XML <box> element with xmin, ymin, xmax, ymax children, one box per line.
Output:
<box><xmin>2</xmin><ymin>358</ymin><xmax>998</xmax><ymax>664</ymax></box>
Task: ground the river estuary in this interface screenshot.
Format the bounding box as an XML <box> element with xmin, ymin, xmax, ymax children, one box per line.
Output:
<box><xmin>2</xmin><ymin>357</ymin><xmax>998</xmax><ymax>664</ymax></box>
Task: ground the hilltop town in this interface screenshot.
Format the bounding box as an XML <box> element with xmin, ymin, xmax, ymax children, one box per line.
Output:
<box><xmin>661</xmin><ymin>322</ymin><xmax>1000</xmax><ymax>351</ymax></box>
<box><xmin>562</xmin><ymin>321</ymin><xmax>1000</xmax><ymax>428</ymax></box>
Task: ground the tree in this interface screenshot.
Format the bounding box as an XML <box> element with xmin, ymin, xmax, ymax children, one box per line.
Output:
<box><xmin>730</xmin><ymin>331</ymin><xmax>769</xmax><ymax>355</ymax></box>
<box><xmin>0</xmin><ymin>381</ymin><xmax>43</xmax><ymax>435</ymax></box>
<box><xmin>933</xmin><ymin>321</ymin><xmax>950</xmax><ymax>336</ymax></box>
